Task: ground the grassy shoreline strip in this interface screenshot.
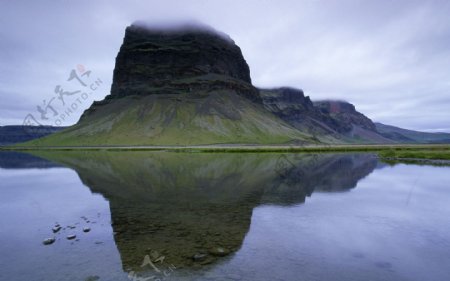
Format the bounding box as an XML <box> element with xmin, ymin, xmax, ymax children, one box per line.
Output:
<box><xmin>1</xmin><ymin>144</ymin><xmax>449</xmax><ymax>152</ymax></box>
<box><xmin>2</xmin><ymin>144</ymin><xmax>450</xmax><ymax>161</ymax></box>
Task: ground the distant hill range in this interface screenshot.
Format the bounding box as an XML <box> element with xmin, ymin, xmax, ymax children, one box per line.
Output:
<box><xmin>374</xmin><ymin>123</ymin><xmax>450</xmax><ymax>144</ymax></box>
<box><xmin>8</xmin><ymin>22</ymin><xmax>450</xmax><ymax>146</ymax></box>
<box><xmin>0</xmin><ymin>125</ymin><xmax>66</xmax><ymax>145</ymax></box>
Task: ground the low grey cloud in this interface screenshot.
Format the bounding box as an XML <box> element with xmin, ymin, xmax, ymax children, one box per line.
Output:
<box><xmin>0</xmin><ymin>0</ymin><xmax>449</xmax><ymax>131</ymax></box>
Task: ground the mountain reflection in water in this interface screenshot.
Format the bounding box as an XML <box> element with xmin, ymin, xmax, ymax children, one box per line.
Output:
<box><xmin>29</xmin><ymin>151</ymin><xmax>378</xmax><ymax>272</ymax></box>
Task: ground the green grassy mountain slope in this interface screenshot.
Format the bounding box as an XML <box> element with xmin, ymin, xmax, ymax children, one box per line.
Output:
<box><xmin>29</xmin><ymin>90</ymin><xmax>315</xmax><ymax>146</ymax></box>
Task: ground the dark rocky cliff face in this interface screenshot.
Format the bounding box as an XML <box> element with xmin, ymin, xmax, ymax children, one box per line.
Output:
<box><xmin>258</xmin><ymin>88</ymin><xmax>389</xmax><ymax>143</ymax></box>
<box><xmin>259</xmin><ymin>88</ymin><xmax>347</xmax><ymax>136</ymax></box>
<box><xmin>314</xmin><ymin>100</ymin><xmax>377</xmax><ymax>132</ymax></box>
<box><xmin>107</xmin><ymin>22</ymin><xmax>259</xmax><ymax>102</ymax></box>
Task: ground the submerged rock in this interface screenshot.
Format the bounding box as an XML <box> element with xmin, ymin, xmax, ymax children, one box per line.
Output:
<box><xmin>209</xmin><ymin>246</ymin><xmax>230</xmax><ymax>257</ymax></box>
<box><xmin>42</xmin><ymin>237</ymin><xmax>56</xmax><ymax>245</ymax></box>
<box><xmin>83</xmin><ymin>227</ymin><xmax>91</xmax><ymax>233</ymax></box>
<box><xmin>52</xmin><ymin>226</ymin><xmax>62</xmax><ymax>233</ymax></box>
<box><xmin>67</xmin><ymin>234</ymin><xmax>77</xmax><ymax>240</ymax></box>
<box><xmin>192</xmin><ymin>253</ymin><xmax>208</xmax><ymax>262</ymax></box>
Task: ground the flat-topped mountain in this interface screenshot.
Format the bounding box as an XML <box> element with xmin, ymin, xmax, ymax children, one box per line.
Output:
<box><xmin>32</xmin><ymin>22</ymin><xmax>313</xmax><ymax>146</ymax></box>
<box><xmin>109</xmin><ymin>22</ymin><xmax>258</xmax><ymax>101</ymax></box>
<box><xmin>21</xmin><ymin>22</ymin><xmax>450</xmax><ymax>146</ymax></box>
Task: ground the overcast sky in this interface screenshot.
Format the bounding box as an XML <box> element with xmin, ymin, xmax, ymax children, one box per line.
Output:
<box><xmin>1</xmin><ymin>0</ymin><xmax>449</xmax><ymax>131</ymax></box>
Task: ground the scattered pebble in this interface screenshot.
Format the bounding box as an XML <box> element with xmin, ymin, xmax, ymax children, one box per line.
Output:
<box><xmin>67</xmin><ymin>234</ymin><xmax>77</xmax><ymax>240</ymax></box>
<box><xmin>52</xmin><ymin>226</ymin><xmax>62</xmax><ymax>233</ymax></box>
<box><xmin>192</xmin><ymin>253</ymin><xmax>208</xmax><ymax>262</ymax></box>
<box><xmin>43</xmin><ymin>238</ymin><xmax>56</xmax><ymax>245</ymax></box>
<box><xmin>209</xmin><ymin>247</ymin><xmax>230</xmax><ymax>257</ymax></box>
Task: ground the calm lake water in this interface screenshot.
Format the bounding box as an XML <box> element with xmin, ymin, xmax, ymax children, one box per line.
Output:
<box><xmin>0</xmin><ymin>151</ymin><xmax>449</xmax><ymax>281</ymax></box>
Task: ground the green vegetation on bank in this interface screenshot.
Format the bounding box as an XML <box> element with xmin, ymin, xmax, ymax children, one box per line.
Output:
<box><xmin>2</xmin><ymin>144</ymin><xmax>450</xmax><ymax>161</ymax></box>
<box><xmin>379</xmin><ymin>148</ymin><xmax>450</xmax><ymax>160</ymax></box>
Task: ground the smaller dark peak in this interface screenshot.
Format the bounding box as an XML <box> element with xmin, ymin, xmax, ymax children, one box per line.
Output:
<box><xmin>313</xmin><ymin>100</ymin><xmax>356</xmax><ymax>114</ymax></box>
<box><xmin>314</xmin><ymin>100</ymin><xmax>376</xmax><ymax>132</ymax></box>
<box><xmin>262</xmin><ymin>86</ymin><xmax>304</xmax><ymax>93</ymax></box>
<box><xmin>259</xmin><ymin>87</ymin><xmax>311</xmax><ymax>104</ymax></box>
<box><xmin>273</xmin><ymin>87</ymin><xmax>305</xmax><ymax>95</ymax></box>
<box><xmin>259</xmin><ymin>87</ymin><xmax>305</xmax><ymax>97</ymax></box>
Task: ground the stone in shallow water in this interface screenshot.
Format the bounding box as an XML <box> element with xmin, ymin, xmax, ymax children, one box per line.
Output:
<box><xmin>52</xmin><ymin>226</ymin><xmax>62</xmax><ymax>233</ymax></box>
<box><xmin>209</xmin><ymin>246</ymin><xmax>230</xmax><ymax>257</ymax></box>
<box><xmin>192</xmin><ymin>253</ymin><xmax>208</xmax><ymax>262</ymax></box>
<box><xmin>67</xmin><ymin>234</ymin><xmax>76</xmax><ymax>240</ymax></box>
<box><xmin>42</xmin><ymin>238</ymin><xmax>56</xmax><ymax>245</ymax></box>
<box><xmin>83</xmin><ymin>227</ymin><xmax>91</xmax><ymax>233</ymax></box>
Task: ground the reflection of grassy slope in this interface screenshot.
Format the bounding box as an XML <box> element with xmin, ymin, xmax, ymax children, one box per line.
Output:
<box><xmin>32</xmin><ymin>151</ymin><xmax>286</xmax><ymax>202</ymax></box>
<box><xmin>27</xmin><ymin>91</ymin><xmax>316</xmax><ymax>146</ymax></box>
<box><xmin>32</xmin><ymin>151</ymin><xmax>377</xmax><ymax>203</ymax></box>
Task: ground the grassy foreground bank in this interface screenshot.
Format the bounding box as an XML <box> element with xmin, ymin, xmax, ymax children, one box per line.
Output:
<box><xmin>1</xmin><ymin>144</ymin><xmax>450</xmax><ymax>160</ymax></box>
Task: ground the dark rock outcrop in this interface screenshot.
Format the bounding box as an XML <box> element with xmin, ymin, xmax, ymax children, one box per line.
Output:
<box><xmin>108</xmin><ymin>22</ymin><xmax>259</xmax><ymax>102</ymax></box>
